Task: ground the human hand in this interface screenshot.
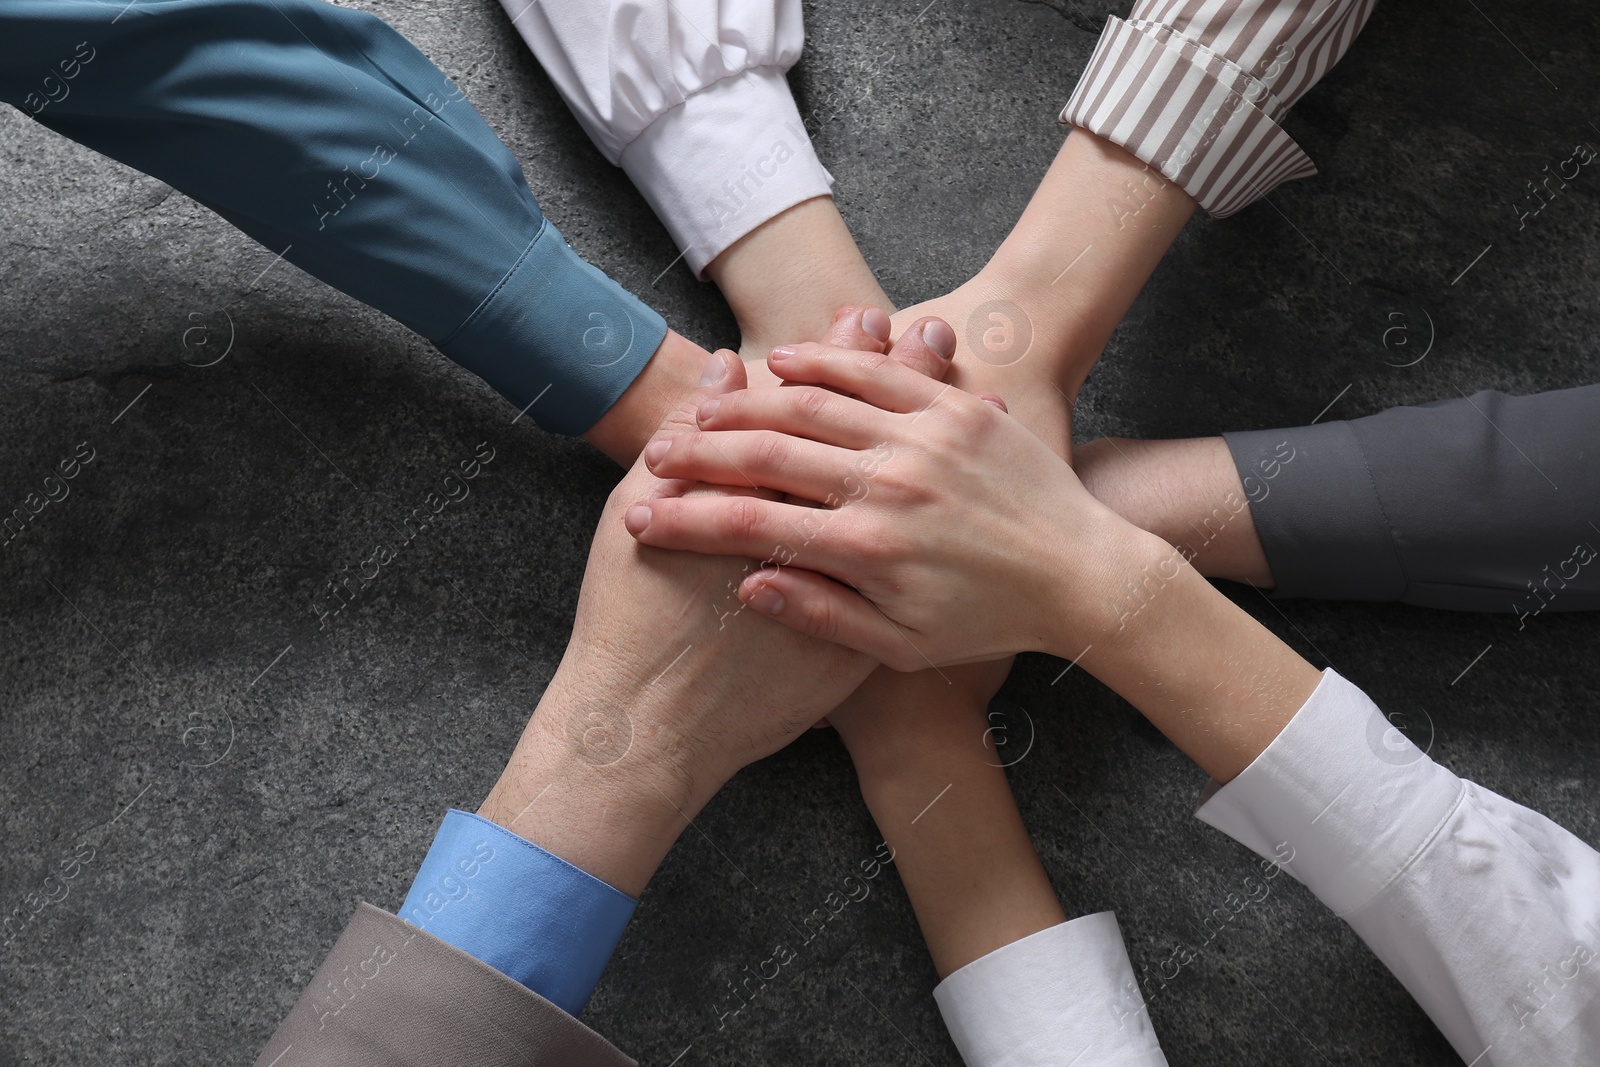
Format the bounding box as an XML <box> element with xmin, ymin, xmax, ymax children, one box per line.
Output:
<box><xmin>889</xmin><ymin>275</ymin><xmax>1083</xmax><ymax>460</ymax></box>
<box><xmin>626</xmin><ymin>340</ymin><xmax>1167</xmax><ymax>669</ymax></box>
<box><xmin>479</xmin><ymin>315</ymin><xmax>958</xmax><ymax>894</ymax></box>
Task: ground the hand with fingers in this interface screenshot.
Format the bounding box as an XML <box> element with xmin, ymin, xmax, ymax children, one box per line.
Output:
<box><xmin>626</xmin><ymin>334</ymin><xmax>1154</xmax><ymax>670</ymax></box>
<box><xmin>476</xmin><ymin>310</ymin><xmax>972</xmax><ymax>898</ymax></box>
<box><xmin>626</xmin><ymin>336</ymin><xmax>1323</xmax><ymax>787</ymax></box>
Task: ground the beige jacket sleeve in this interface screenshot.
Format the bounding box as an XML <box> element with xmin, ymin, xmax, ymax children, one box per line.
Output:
<box><xmin>253</xmin><ymin>903</ymin><xmax>634</xmax><ymax>1067</ymax></box>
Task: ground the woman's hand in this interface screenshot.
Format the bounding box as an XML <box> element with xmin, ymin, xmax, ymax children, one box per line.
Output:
<box><xmin>624</xmin><ymin>338</ymin><xmax>1168</xmax><ymax>669</ymax></box>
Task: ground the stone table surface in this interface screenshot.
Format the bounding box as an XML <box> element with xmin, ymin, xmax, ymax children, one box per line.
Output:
<box><xmin>1</xmin><ymin>1</ymin><xmax>1597</xmax><ymax>1065</ymax></box>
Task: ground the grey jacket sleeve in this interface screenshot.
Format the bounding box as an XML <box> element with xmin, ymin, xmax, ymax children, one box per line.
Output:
<box><xmin>1224</xmin><ymin>385</ymin><xmax>1600</xmax><ymax>616</ymax></box>
<box><xmin>253</xmin><ymin>903</ymin><xmax>635</xmax><ymax>1067</ymax></box>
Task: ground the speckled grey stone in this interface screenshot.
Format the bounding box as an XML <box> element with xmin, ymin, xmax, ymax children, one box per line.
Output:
<box><xmin>1</xmin><ymin>1</ymin><xmax>1596</xmax><ymax>1065</ymax></box>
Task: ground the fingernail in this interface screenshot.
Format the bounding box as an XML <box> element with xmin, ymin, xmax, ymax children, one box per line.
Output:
<box><xmin>746</xmin><ymin>581</ymin><xmax>785</xmax><ymax>615</ymax></box>
<box><xmin>624</xmin><ymin>504</ymin><xmax>652</xmax><ymax>534</ymax></box>
<box><xmin>643</xmin><ymin>439</ymin><xmax>669</xmax><ymax>467</ymax></box>
<box><xmin>861</xmin><ymin>308</ymin><xmax>891</xmax><ymax>343</ymax></box>
<box><xmin>770</xmin><ymin>345</ymin><xmax>797</xmax><ymax>363</ymax></box>
<box><xmin>975</xmin><ymin>392</ymin><xmax>1009</xmax><ymax>412</ymax></box>
<box><xmin>699</xmin><ymin>351</ymin><xmax>726</xmax><ymax>387</ymax></box>
<box><xmin>922</xmin><ymin>320</ymin><xmax>957</xmax><ymax>360</ymax></box>
<box><xmin>697</xmin><ymin>397</ymin><xmax>721</xmax><ymax>424</ymax></box>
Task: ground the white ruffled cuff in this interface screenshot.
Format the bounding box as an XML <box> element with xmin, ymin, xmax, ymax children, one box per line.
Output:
<box><xmin>619</xmin><ymin>66</ymin><xmax>834</xmax><ymax>277</ymax></box>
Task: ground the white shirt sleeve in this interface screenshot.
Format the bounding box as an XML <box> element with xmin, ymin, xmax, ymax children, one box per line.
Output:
<box><xmin>932</xmin><ymin>912</ymin><xmax>1169</xmax><ymax>1066</ymax></box>
<box><xmin>1196</xmin><ymin>669</ymin><xmax>1600</xmax><ymax>1066</ymax></box>
<box><xmin>497</xmin><ymin>0</ymin><xmax>834</xmax><ymax>277</ymax></box>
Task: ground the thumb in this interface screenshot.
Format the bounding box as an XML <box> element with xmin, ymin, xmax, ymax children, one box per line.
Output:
<box><xmin>820</xmin><ymin>305</ymin><xmax>894</xmax><ymax>353</ymax></box>
<box><xmin>658</xmin><ymin>348</ymin><xmax>747</xmax><ymax>436</ymax></box>
<box><xmin>697</xmin><ymin>347</ymin><xmax>747</xmax><ymax>394</ymax></box>
<box><xmin>884</xmin><ymin>317</ymin><xmax>957</xmax><ymax>382</ymax></box>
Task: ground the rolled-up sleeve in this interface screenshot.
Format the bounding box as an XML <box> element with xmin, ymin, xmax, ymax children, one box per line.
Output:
<box><xmin>1061</xmin><ymin>0</ymin><xmax>1378</xmax><ymax>217</ymax></box>
<box><xmin>500</xmin><ymin>0</ymin><xmax>834</xmax><ymax>276</ymax></box>
<box><xmin>2</xmin><ymin>0</ymin><xmax>666</xmax><ymax>436</ymax></box>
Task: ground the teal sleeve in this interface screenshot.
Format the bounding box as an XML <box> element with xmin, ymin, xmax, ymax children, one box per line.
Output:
<box><xmin>0</xmin><ymin>0</ymin><xmax>666</xmax><ymax>435</ymax></box>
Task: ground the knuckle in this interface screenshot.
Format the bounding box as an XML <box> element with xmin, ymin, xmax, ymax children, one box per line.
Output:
<box><xmin>751</xmin><ymin>432</ymin><xmax>789</xmax><ymax>470</ymax></box>
<box><xmin>807</xmin><ymin>597</ymin><xmax>841</xmax><ymax>644</ymax></box>
<box><xmin>723</xmin><ymin>498</ymin><xmax>763</xmax><ymax>543</ymax></box>
<box><xmin>947</xmin><ymin>393</ymin><xmax>989</xmax><ymax>433</ymax></box>
<box><xmin>855</xmin><ymin>348</ymin><xmax>893</xmax><ymax>375</ymax></box>
<box><xmin>795</xmin><ymin>387</ymin><xmax>832</xmax><ymax>423</ymax></box>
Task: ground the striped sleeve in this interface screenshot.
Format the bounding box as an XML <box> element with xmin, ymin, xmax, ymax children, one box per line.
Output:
<box><xmin>1060</xmin><ymin>0</ymin><xmax>1377</xmax><ymax>217</ymax></box>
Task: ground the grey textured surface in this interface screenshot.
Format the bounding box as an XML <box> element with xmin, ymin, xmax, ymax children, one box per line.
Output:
<box><xmin>2</xmin><ymin>1</ymin><xmax>1598</xmax><ymax>1065</ymax></box>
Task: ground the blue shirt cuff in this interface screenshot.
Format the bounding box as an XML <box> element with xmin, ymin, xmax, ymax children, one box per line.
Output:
<box><xmin>399</xmin><ymin>809</ymin><xmax>637</xmax><ymax>1015</ymax></box>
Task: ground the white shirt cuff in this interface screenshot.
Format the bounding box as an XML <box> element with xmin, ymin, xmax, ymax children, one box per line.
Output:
<box><xmin>618</xmin><ymin>66</ymin><xmax>834</xmax><ymax>278</ymax></box>
<box><xmin>932</xmin><ymin>914</ymin><xmax>1169</xmax><ymax>1067</ymax></box>
<box><xmin>1195</xmin><ymin>669</ymin><xmax>1466</xmax><ymax>917</ymax></box>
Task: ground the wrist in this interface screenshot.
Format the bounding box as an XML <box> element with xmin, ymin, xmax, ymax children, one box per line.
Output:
<box><xmin>1074</xmin><ymin>436</ymin><xmax>1276</xmax><ymax>587</ymax></box>
<box><xmin>706</xmin><ymin>196</ymin><xmax>892</xmax><ymax>358</ymax></box>
<box><xmin>1069</xmin><ymin>543</ymin><xmax>1321</xmax><ymax>783</ymax></box>
<box><xmin>479</xmin><ymin>674</ymin><xmax>721</xmax><ymax>898</ymax></box>
<box><xmin>1037</xmin><ymin>506</ymin><xmax>1174</xmax><ymax>660</ymax></box>
<box><xmin>956</xmin><ymin>257</ymin><xmax>1106</xmax><ymax>396</ymax></box>
<box><xmin>581</xmin><ymin>330</ymin><xmax>706</xmax><ymax>467</ymax></box>
<box><xmin>843</xmin><ymin>711</ymin><xmax>986</xmax><ymax>802</ymax></box>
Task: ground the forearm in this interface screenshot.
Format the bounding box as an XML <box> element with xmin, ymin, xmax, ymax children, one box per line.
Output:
<box><xmin>1075</xmin><ymin>436</ymin><xmax>1274</xmax><ymax>587</ymax></box>
<box><xmin>1062</xmin><ymin>533</ymin><xmax>1320</xmax><ymax>784</ymax></box>
<box><xmin>707</xmin><ymin>196</ymin><xmax>893</xmax><ymax>361</ymax></box>
<box><xmin>986</xmin><ymin>130</ymin><xmax>1195</xmax><ymax>385</ymax></box>
<box><xmin>477</xmin><ymin>672</ymin><xmax>702</xmax><ymax>899</ymax></box>
<box><xmin>582</xmin><ymin>330</ymin><xmax>709</xmax><ymax>466</ymax></box>
<box><xmin>838</xmin><ymin>686</ymin><xmax>1065</xmax><ymax>977</ymax></box>
<box><xmin>900</xmin><ymin>130</ymin><xmax>1198</xmax><ymax>458</ymax></box>
<box><xmin>4</xmin><ymin>0</ymin><xmax>667</xmax><ymax>441</ymax></box>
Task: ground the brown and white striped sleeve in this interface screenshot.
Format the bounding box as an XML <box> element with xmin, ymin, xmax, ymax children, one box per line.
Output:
<box><xmin>1060</xmin><ymin>0</ymin><xmax>1378</xmax><ymax>217</ymax></box>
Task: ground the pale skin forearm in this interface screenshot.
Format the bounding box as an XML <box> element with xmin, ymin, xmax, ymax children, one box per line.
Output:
<box><xmin>832</xmin><ymin>671</ymin><xmax>1066</xmax><ymax>978</ymax></box>
<box><xmin>1059</xmin><ymin>532</ymin><xmax>1320</xmax><ymax>784</ymax></box>
<box><xmin>706</xmin><ymin>195</ymin><xmax>893</xmax><ymax>363</ymax></box>
<box><xmin>1075</xmin><ymin>436</ymin><xmax>1275</xmax><ymax>588</ymax></box>
<box><xmin>984</xmin><ymin>128</ymin><xmax>1196</xmax><ymax>393</ymax></box>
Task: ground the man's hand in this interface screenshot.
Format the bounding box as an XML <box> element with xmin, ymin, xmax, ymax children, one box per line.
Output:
<box><xmin>479</xmin><ymin>316</ymin><xmax>958</xmax><ymax>896</ymax></box>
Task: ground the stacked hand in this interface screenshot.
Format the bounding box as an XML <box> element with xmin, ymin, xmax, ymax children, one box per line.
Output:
<box><xmin>478</xmin><ymin>313</ymin><xmax>971</xmax><ymax>895</ymax></box>
<box><xmin>626</xmin><ymin>337</ymin><xmax>1159</xmax><ymax>668</ymax></box>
